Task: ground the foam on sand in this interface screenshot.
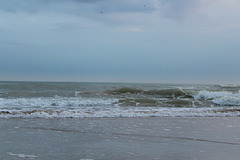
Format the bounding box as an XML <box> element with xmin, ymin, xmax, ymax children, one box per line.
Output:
<box><xmin>7</xmin><ymin>152</ymin><xmax>38</xmax><ymax>159</ymax></box>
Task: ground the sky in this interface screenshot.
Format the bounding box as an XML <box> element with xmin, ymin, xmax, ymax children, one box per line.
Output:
<box><xmin>0</xmin><ymin>0</ymin><xmax>240</xmax><ymax>84</ymax></box>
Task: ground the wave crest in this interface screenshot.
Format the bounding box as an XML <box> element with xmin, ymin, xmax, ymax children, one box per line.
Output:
<box><xmin>108</xmin><ymin>88</ymin><xmax>193</xmax><ymax>98</ymax></box>
<box><xmin>195</xmin><ymin>90</ymin><xmax>240</xmax><ymax>106</ymax></box>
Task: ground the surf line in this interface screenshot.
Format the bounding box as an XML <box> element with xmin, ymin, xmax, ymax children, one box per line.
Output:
<box><xmin>23</xmin><ymin>127</ymin><xmax>240</xmax><ymax>146</ymax></box>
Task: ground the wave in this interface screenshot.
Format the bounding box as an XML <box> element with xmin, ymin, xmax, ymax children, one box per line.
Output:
<box><xmin>2</xmin><ymin>86</ymin><xmax>240</xmax><ymax>118</ymax></box>
<box><xmin>195</xmin><ymin>90</ymin><xmax>240</xmax><ymax>106</ymax></box>
<box><xmin>107</xmin><ymin>88</ymin><xmax>193</xmax><ymax>98</ymax></box>
<box><xmin>1</xmin><ymin>108</ymin><xmax>240</xmax><ymax>118</ymax></box>
<box><xmin>1</xmin><ymin>89</ymin><xmax>240</xmax><ymax>110</ymax></box>
<box><xmin>0</xmin><ymin>97</ymin><xmax>118</xmax><ymax>109</ymax></box>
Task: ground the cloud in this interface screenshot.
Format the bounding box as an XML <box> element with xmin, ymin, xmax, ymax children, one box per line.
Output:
<box><xmin>1</xmin><ymin>0</ymin><xmax>240</xmax><ymax>29</ymax></box>
<box><xmin>0</xmin><ymin>0</ymin><xmax>154</xmax><ymax>14</ymax></box>
<box><xmin>0</xmin><ymin>0</ymin><xmax>213</xmax><ymax>22</ymax></box>
<box><xmin>1</xmin><ymin>0</ymin><xmax>240</xmax><ymax>83</ymax></box>
<box><xmin>154</xmin><ymin>0</ymin><xmax>206</xmax><ymax>20</ymax></box>
<box><xmin>116</xmin><ymin>27</ymin><xmax>142</xmax><ymax>32</ymax></box>
<box><xmin>129</xmin><ymin>27</ymin><xmax>142</xmax><ymax>32</ymax></box>
<box><xmin>0</xmin><ymin>0</ymin><xmax>157</xmax><ymax>28</ymax></box>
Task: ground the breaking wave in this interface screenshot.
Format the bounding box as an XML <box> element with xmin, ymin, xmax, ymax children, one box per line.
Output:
<box><xmin>195</xmin><ymin>90</ymin><xmax>240</xmax><ymax>106</ymax></box>
<box><xmin>1</xmin><ymin>82</ymin><xmax>240</xmax><ymax>118</ymax></box>
<box><xmin>1</xmin><ymin>108</ymin><xmax>240</xmax><ymax>118</ymax></box>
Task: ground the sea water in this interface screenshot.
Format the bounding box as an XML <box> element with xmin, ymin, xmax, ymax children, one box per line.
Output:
<box><xmin>2</xmin><ymin>82</ymin><xmax>240</xmax><ymax>160</ymax></box>
<box><xmin>1</xmin><ymin>117</ymin><xmax>240</xmax><ymax>160</ymax></box>
<box><xmin>1</xmin><ymin>81</ymin><xmax>240</xmax><ymax>118</ymax></box>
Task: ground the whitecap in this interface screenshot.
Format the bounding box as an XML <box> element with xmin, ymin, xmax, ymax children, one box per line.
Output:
<box><xmin>195</xmin><ymin>90</ymin><xmax>240</xmax><ymax>106</ymax></box>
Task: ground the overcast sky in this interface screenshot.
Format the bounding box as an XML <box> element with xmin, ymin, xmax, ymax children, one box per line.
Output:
<box><xmin>1</xmin><ymin>0</ymin><xmax>240</xmax><ymax>84</ymax></box>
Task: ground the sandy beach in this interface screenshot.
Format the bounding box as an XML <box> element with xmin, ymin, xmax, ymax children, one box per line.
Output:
<box><xmin>1</xmin><ymin>117</ymin><xmax>240</xmax><ymax>160</ymax></box>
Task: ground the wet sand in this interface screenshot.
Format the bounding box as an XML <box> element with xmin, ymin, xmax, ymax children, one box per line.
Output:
<box><xmin>1</xmin><ymin>117</ymin><xmax>240</xmax><ymax>160</ymax></box>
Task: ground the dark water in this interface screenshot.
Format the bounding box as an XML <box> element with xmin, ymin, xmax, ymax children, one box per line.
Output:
<box><xmin>1</xmin><ymin>81</ymin><xmax>240</xmax><ymax>118</ymax></box>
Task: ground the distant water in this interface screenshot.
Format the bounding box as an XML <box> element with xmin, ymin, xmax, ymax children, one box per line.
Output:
<box><xmin>1</xmin><ymin>81</ymin><xmax>240</xmax><ymax>118</ymax></box>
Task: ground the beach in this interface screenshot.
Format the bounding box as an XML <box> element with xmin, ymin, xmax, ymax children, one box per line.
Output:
<box><xmin>2</xmin><ymin>0</ymin><xmax>240</xmax><ymax>158</ymax></box>
<box><xmin>1</xmin><ymin>117</ymin><xmax>240</xmax><ymax>160</ymax></box>
<box><xmin>1</xmin><ymin>82</ymin><xmax>240</xmax><ymax>159</ymax></box>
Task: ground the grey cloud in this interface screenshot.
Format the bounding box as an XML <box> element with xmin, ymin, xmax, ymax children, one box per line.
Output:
<box><xmin>0</xmin><ymin>0</ymin><xmax>154</xmax><ymax>14</ymax></box>
<box><xmin>158</xmin><ymin>0</ymin><xmax>201</xmax><ymax>20</ymax></box>
<box><xmin>0</xmin><ymin>0</ymin><xmax>37</xmax><ymax>13</ymax></box>
<box><xmin>0</xmin><ymin>0</ymin><xmax>205</xmax><ymax>27</ymax></box>
<box><xmin>0</xmin><ymin>0</ymin><xmax>200</xmax><ymax>20</ymax></box>
<box><xmin>0</xmin><ymin>0</ymin><xmax>156</xmax><ymax>27</ymax></box>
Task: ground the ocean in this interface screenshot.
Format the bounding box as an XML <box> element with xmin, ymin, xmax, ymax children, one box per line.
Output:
<box><xmin>2</xmin><ymin>81</ymin><xmax>240</xmax><ymax>160</ymax></box>
<box><xmin>1</xmin><ymin>81</ymin><xmax>240</xmax><ymax>118</ymax></box>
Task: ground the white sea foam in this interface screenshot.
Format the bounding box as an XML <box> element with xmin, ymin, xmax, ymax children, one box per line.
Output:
<box><xmin>195</xmin><ymin>90</ymin><xmax>240</xmax><ymax>106</ymax></box>
<box><xmin>0</xmin><ymin>97</ymin><xmax>118</xmax><ymax>109</ymax></box>
<box><xmin>1</xmin><ymin>107</ymin><xmax>240</xmax><ymax>118</ymax></box>
<box><xmin>2</xmin><ymin>90</ymin><xmax>240</xmax><ymax>118</ymax></box>
<box><xmin>7</xmin><ymin>152</ymin><xmax>38</xmax><ymax>159</ymax></box>
<box><xmin>219</xmin><ymin>84</ymin><xmax>239</xmax><ymax>87</ymax></box>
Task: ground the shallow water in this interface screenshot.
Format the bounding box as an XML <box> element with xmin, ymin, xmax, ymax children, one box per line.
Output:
<box><xmin>1</xmin><ymin>117</ymin><xmax>240</xmax><ymax>160</ymax></box>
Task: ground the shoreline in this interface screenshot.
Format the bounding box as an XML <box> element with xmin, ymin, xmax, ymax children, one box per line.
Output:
<box><xmin>1</xmin><ymin>117</ymin><xmax>240</xmax><ymax>160</ymax></box>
